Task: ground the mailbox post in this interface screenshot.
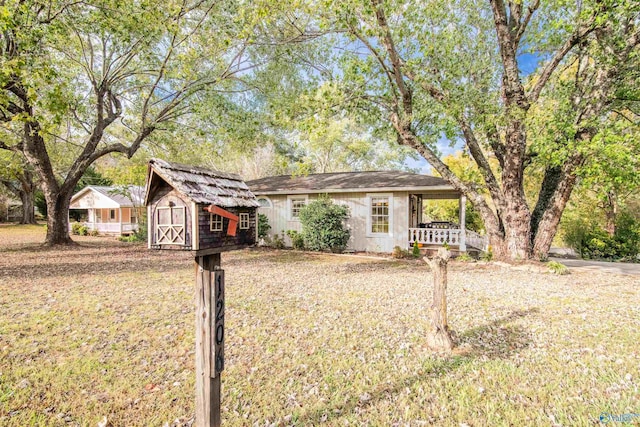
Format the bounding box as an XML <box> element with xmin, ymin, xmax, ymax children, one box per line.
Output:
<box><xmin>145</xmin><ymin>159</ymin><xmax>259</xmax><ymax>426</ymax></box>
<box><xmin>195</xmin><ymin>253</ymin><xmax>223</xmax><ymax>426</ymax></box>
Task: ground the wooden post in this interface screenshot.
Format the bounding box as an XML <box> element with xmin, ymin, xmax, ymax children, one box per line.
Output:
<box><xmin>424</xmin><ymin>248</ymin><xmax>454</xmax><ymax>351</ymax></box>
<box><xmin>459</xmin><ymin>195</ymin><xmax>466</xmax><ymax>252</ymax></box>
<box><xmin>195</xmin><ymin>253</ymin><xmax>223</xmax><ymax>427</ymax></box>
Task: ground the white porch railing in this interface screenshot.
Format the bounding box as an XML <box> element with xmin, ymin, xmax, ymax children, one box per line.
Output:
<box><xmin>69</xmin><ymin>222</ymin><xmax>138</xmax><ymax>234</ymax></box>
<box><xmin>408</xmin><ymin>228</ymin><xmax>489</xmax><ymax>251</ymax></box>
<box><xmin>409</xmin><ymin>228</ymin><xmax>462</xmax><ymax>246</ymax></box>
<box><xmin>466</xmin><ymin>230</ymin><xmax>489</xmax><ymax>251</ymax></box>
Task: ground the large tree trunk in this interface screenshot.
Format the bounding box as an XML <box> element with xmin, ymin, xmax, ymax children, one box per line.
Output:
<box><xmin>1</xmin><ymin>170</ymin><xmax>37</xmax><ymax>225</ymax></box>
<box><xmin>44</xmin><ymin>190</ymin><xmax>75</xmax><ymax>245</ymax></box>
<box><xmin>18</xmin><ymin>169</ymin><xmax>37</xmax><ymax>225</ymax></box>
<box><xmin>532</xmin><ymin>156</ymin><xmax>583</xmax><ymax>258</ymax></box>
<box><xmin>19</xmin><ymin>188</ymin><xmax>36</xmax><ymax>224</ymax></box>
<box><xmin>530</xmin><ymin>166</ymin><xmax>562</xmax><ymax>240</ymax></box>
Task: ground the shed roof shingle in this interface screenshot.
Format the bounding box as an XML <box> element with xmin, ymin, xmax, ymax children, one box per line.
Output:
<box><xmin>147</xmin><ymin>159</ymin><xmax>260</xmax><ymax>208</ymax></box>
<box><xmin>246</xmin><ymin>171</ymin><xmax>455</xmax><ymax>194</ymax></box>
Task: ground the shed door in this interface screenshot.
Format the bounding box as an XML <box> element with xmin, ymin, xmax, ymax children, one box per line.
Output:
<box><xmin>156</xmin><ymin>206</ymin><xmax>186</xmax><ymax>245</ymax></box>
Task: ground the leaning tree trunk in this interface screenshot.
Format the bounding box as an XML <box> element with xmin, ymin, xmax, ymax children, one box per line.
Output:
<box><xmin>532</xmin><ymin>154</ymin><xmax>584</xmax><ymax>259</ymax></box>
<box><xmin>424</xmin><ymin>248</ymin><xmax>454</xmax><ymax>351</ymax></box>
<box><xmin>44</xmin><ymin>190</ymin><xmax>75</xmax><ymax>245</ymax></box>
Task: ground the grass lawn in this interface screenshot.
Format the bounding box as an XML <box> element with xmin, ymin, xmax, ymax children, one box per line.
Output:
<box><xmin>0</xmin><ymin>224</ymin><xmax>638</xmax><ymax>426</ymax></box>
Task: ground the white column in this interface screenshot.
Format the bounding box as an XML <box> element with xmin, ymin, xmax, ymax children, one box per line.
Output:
<box><xmin>459</xmin><ymin>194</ymin><xmax>466</xmax><ymax>252</ymax></box>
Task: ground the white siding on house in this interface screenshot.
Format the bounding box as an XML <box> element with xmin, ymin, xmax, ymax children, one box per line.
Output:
<box><xmin>258</xmin><ymin>191</ymin><xmax>413</xmax><ymax>252</ymax></box>
<box><xmin>70</xmin><ymin>190</ymin><xmax>119</xmax><ymax>209</ymax></box>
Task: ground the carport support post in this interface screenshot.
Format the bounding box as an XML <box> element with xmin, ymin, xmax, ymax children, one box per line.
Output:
<box><xmin>195</xmin><ymin>253</ymin><xmax>222</xmax><ymax>427</ymax></box>
<box><xmin>459</xmin><ymin>194</ymin><xmax>466</xmax><ymax>252</ymax></box>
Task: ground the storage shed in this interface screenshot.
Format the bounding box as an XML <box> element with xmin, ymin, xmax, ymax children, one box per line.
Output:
<box><xmin>144</xmin><ymin>159</ymin><xmax>260</xmax><ymax>253</ymax></box>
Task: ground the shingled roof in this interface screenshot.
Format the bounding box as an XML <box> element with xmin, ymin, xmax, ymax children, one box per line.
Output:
<box><xmin>71</xmin><ymin>185</ymin><xmax>145</xmax><ymax>207</ymax></box>
<box><xmin>145</xmin><ymin>159</ymin><xmax>260</xmax><ymax>208</ymax></box>
<box><xmin>247</xmin><ymin>171</ymin><xmax>456</xmax><ymax>195</ymax></box>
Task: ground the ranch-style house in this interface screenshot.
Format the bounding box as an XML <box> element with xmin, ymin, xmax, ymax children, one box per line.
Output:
<box><xmin>246</xmin><ymin>171</ymin><xmax>488</xmax><ymax>253</ymax></box>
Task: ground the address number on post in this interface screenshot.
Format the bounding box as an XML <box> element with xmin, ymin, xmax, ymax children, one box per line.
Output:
<box><xmin>211</xmin><ymin>270</ymin><xmax>225</xmax><ymax>377</ymax></box>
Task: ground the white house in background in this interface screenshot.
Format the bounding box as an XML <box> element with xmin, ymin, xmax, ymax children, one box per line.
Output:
<box><xmin>246</xmin><ymin>171</ymin><xmax>488</xmax><ymax>253</ymax></box>
<box><xmin>69</xmin><ymin>185</ymin><xmax>145</xmax><ymax>235</ymax></box>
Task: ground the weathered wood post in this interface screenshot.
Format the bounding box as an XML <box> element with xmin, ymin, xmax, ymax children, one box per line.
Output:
<box><xmin>145</xmin><ymin>159</ymin><xmax>260</xmax><ymax>427</ymax></box>
<box><xmin>424</xmin><ymin>248</ymin><xmax>454</xmax><ymax>351</ymax></box>
<box><xmin>195</xmin><ymin>253</ymin><xmax>224</xmax><ymax>427</ymax></box>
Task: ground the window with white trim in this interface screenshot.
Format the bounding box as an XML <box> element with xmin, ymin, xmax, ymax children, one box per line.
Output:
<box><xmin>288</xmin><ymin>196</ymin><xmax>307</xmax><ymax>220</ymax></box>
<box><xmin>210</xmin><ymin>214</ymin><xmax>223</xmax><ymax>231</ymax></box>
<box><xmin>239</xmin><ymin>213</ymin><xmax>250</xmax><ymax>229</ymax></box>
<box><xmin>156</xmin><ymin>206</ymin><xmax>186</xmax><ymax>244</ymax></box>
<box><xmin>257</xmin><ymin>197</ymin><xmax>272</xmax><ymax>208</ymax></box>
<box><xmin>370</xmin><ymin>196</ymin><xmax>390</xmax><ymax>234</ymax></box>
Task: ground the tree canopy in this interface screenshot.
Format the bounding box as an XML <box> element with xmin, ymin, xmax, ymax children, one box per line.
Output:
<box><xmin>262</xmin><ymin>0</ymin><xmax>639</xmax><ymax>259</ymax></box>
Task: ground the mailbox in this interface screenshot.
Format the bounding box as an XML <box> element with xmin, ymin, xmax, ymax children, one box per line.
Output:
<box><xmin>144</xmin><ymin>158</ymin><xmax>260</xmax><ymax>254</ymax></box>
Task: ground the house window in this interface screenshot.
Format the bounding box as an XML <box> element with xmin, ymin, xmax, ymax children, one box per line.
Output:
<box><xmin>239</xmin><ymin>213</ymin><xmax>250</xmax><ymax>229</ymax></box>
<box><xmin>130</xmin><ymin>209</ymin><xmax>138</xmax><ymax>224</ymax></box>
<box><xmin>109</xmin><ymin>209</ymin><xmax>116</xmax><ymax>221</ymax></box>
<box><xmin>257</xmin><ymin>197</ymin><xmax>272</xmax><ymax>208</ymax></box>
<box><xmin>370</xmin><ymin>196</ymin><xmax>390</xmax><ymax>234</ymax></box>
<box><xmin>95</xmin><ymin>209</ymin><xmax>102</xmax><ymax>223</ymax></box>
<box><xmin>210</xmin><ymin>214</ymin><xmax>223</xmax><ymax>231</ymax></box>
<box><xmin>289</xmin><ymin>196</ymin><xmax>307</xmax><ymax>220</ymax></box>
<box><xmin>156</xmin><ymin>206</ymin><xmax>186</xmax><ymax>244</ymax></box>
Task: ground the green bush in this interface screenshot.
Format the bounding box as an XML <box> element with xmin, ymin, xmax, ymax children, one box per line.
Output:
<box><xmin>547</xmin><ymin>260</ymin><xmax>570</xmax><ymax>275</ymax></box>
<box><xmin>258</xmin><ymin>213</ymin><xmax>271</xmax><ymax>239</ymax></box>
<box><xmin>412</xmin><ymin>241</ymin><xmax>421</xmax><ymax>258</ymax></box>
<box><xmin>480</xmin><ymin>247</ymin><xmax>493</xmax><ymax>261</ymax></box>
<box><xmin>133</xmin><ymin>211</ymin><xmax>148</xmax><ymax>242</ymax></box>
<box><xmin>299</xmin><ymin>196</ymin><xmax>350</xmax><ymax>252</ymax></box>
<box><xmin>563</xmin><ymin>213</ymin><xmax>640</xmax><ymax>260</ymax></box>
<box><xmin>456</xmin><ymin>253</ymin><xmax>474</xmax><ymax>262</ymax></box>
<box><xmin>71</xmin><ymin>222</ymin><xmax>82</xmax><ymax>235</ymax></box>
<box><xmin>270</xmin><ymin>232</ymin><xmax>285</xmax><ymax>249</ymax></box>
<box><xmin>89</xmin><ymin>229</ymin><xmax>100</xmax><ymax>237</ymax></box>
<box><xmin>119</xmin><ymin>233</ymin><xmax>145</xmax><ymax>242</ymax></box>
<box><xmin>392</xmin><ymin>246</ymin><xmax>410</xmax><ymax>259</ymax></box>
<box><xmin>71</xmin><ymin>222</ymin><xmax>88</xmax><ymax>236</ymax></box>
<box><xmin>286</xmin><ymin>230</ymin><xmax>305</xmax><ymax>250</ymax></box>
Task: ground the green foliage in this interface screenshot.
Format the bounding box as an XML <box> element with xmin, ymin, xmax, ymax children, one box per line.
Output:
<box><xmin>119</xmin><ymin>234</ymin><xmax>143</xmax><ymax>243</ymax></box>
<box><xmin>547</xmin><ymin>261</ymin><xmax>569</xmax><ymax>275</ymax></box>
<box><xmin>89</xmin><ymin>229</ymin><xmax>100</xmax><ymax>237</ymax></box>
<box><xmin>412</xmin><ymin>241</ymin><xmax>421</xmax><ymax>258</ymax></box>
<box><xmin>392</xmin><ymin>246</ymin><xmax>410</xmax><ymax>259</ymax></box>
<box><xmin>270</xmin><ymin>232</ymin><xmax>286</xmax><ymax>249</ymax></box>
<box><xmin>299</xmin><ymin>196</ymin><xmax>350</xmax><ymax>252</ymax></box>
<box><xmin>71</xmin><ymin>222</ymin><xmax>87</xmax><ymax>236</ymax></box>
<box><xmin>563</xmin><ymin>212</ymin><xmax>640</xmax><ymax>261</ymax></box>
<box><xmin>74</xmin><ymin>167</ymin><xmax>113</xmax><ymax>193</ymax></box>
<box><xmin>286</xmin><ymin>230</ymin><xmax>305</xmax><ymax>250</ymax></box>
<box><xmin>258</xmin><ymin>213</ymin><xmax>271</xmax><ymax>239</ymax></box>
<box><xmin>456</xmin><ymin>253</ymin><xmax>474</xmax><ymax>262</ymax></box>
<box><xmin>480</xmin><ymin>248</ymin><xmax>493</xmax><ymax>262</ymax></box>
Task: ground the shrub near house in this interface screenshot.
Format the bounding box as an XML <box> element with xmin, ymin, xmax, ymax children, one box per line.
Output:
<box><xmin>299</xmin><ymin>196</ymin><xmax>350</xmax><ymax>252</ymax></box>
